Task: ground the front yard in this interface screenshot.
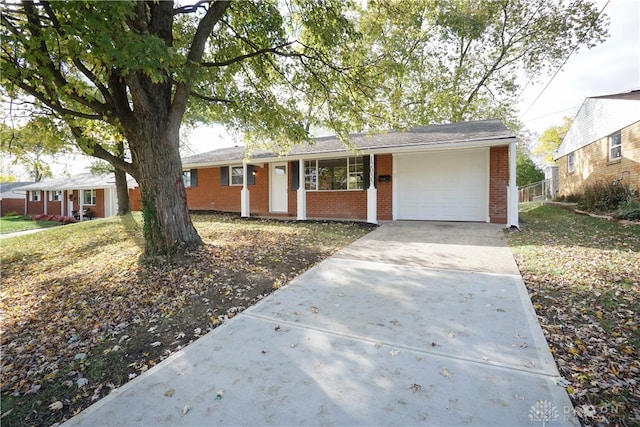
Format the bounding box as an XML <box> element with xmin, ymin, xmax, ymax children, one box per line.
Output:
<box><xmin>508</xmin><ymin>203</ymin><xmax>639</xmax><ymax>426</ymax></box>
<box><xmin>0</xmin><ymin>215</ymin><xmax>63</xmax><ymax>234</ymax></box>
<box><xmin>0</xmin><ymin>213</ymin><xmax>373</xmax><ymax>426</ymax></box>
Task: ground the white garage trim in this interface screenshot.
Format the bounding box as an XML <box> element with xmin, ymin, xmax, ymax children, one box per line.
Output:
<box><xmin>393</xmin><ymin>148</ymin><xmax>489</xmax><ymax>221</ymax></box>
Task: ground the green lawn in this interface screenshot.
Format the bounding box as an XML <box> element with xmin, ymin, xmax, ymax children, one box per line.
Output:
<box><xmin>0</xmin><ymin>215</ymin><xmax>64</xmax><ymax>234</ymax></box>
<box><xmin>507</xmin><ymin>204</ymin><xmax>639</xmax><ymax>425</ymax></box>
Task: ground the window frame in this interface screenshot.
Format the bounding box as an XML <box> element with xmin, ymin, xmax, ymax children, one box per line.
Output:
<box><xmin>29</xmin><ymin>190</ymin><xmax>41</xmax><ymax>202</ymax></box>
<box><xmin>230</xmin><ymin>165</ymin><xmax>244</xmax><ymax>186</ymax></box>
<box><xmin>83</xmin><ymin>189</ymin><xmax>97</xmax><ymax>206</ymax></box>
<box><xmin>49</xmin><ymin>190</ymin><xmax>63</xmax><ymax>202</ymax></box>
<box><xmin>608</xmin><ymin>132</ymin><xmax>622</xmax><ymax>161</ymax></box>
<box><xmin>304</xmin><ymin>157</ymin><xmax>364</xmax><ymax>191</ymax></box>
<box><xmin>567</xmin><ymin>152</ymin><xmax>575</xmax><ymax>173</ymax></box>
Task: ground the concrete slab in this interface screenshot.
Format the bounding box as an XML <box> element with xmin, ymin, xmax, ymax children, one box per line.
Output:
<box><xmin>63</xmin><ymin>222</ymin><xmax>578</xmax><ymax>426</ymax></box>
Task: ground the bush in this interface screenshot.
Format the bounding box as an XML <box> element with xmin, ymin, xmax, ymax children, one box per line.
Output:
<box><xmin>3</xmin><ymin>211</ymin><xmax>20</xmax><ymax>217</ymax></box>
<box><xmin>614</xmin><ymin>199</ymin><xmax>640</xmax><ymax>221</ymax></box>
<box><xmin>577</xmin><ymin>180</ymin><xmax>635</xmax><ymax>213</ymax></box>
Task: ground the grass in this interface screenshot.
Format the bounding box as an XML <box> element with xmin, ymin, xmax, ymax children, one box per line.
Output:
<box><xmin>0</xmin><ymin>215</ymin><xmax>64</xmax><ymax>234</ymax></box>
<box><xmin>507</xmin><ymin>204</ymin><xmax>640</xmax><ymax>426</ymax></box>
<box><xmin>0</xmin><ymin>212</ymin><xmax>374</xmax><ymax>426</ymax></box>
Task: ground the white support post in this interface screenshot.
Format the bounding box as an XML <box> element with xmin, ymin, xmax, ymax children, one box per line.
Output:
<box><xmin>507</xmin><ymin>141</ymin><xmax>519</xmax><ymax>229</ymax></box>
<box><xmin>296</xmin><ymin>159</ymin><xmax>306</xmax><ymax>220</ymax></box>
<box><xmin>79</xmin><ymin>189</ymin><xmax>84</xmax><ymax>221</ymax></box>
<box><xmin>44</xmin><ymin>191</ymin><xmax>48</xmax><ymax>215</ymax></box>
<box><xmin>366</xmin><ymin>154</ymin><xmax>377</xmax><ymax>224</ymax></box>
<box><xmin>60</xmin><ymin>192</ymin><xmax>64</xmax><ymax>217</ymax></box>
<box><xmin>241</xmin><ymin>163</ymin><xmax>250</xmax><ymax>217</ymax></box>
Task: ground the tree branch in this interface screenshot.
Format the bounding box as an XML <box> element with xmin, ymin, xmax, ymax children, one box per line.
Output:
<box><xmin>189</xmin><ymin>91</ymin><xmax>233</xmax><ymax>104</ymax></box>
<box><xmin>201</xmin><ymin>41</ymin><xmax>295</xmax><ymax>67</ymax></box>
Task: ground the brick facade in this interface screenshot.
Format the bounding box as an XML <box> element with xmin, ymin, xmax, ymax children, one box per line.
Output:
<box><xmin>132</xmin><ymin>149</ymin><xmax>509</xmax><ymax>224</ymax></box>
<box><xmin>489</xmin><ymin>146</ymin><xmax>508</xmax><ymax>224</ymax></box>
<box><xmin>0</xmin><ymin>198</ymin><xmax>25</xmax><ymax>216</ymax></box>
<box><xmin>557</xmin><ymin>121</ymin><xmax>640</xmax><ymax>197</ymax></box>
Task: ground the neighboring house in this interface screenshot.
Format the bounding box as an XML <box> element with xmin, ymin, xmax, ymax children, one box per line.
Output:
<box><xmin>15</xmin><ymin>173</ymin><xmax>137</xmax><ymax>219</ymax></box>
<box><xmin>133</xmin><ymin>119</ymin><xmax>518</xmax><ymax>226</ymax></box>
<box><xmin>0</xmin><ymin>181</ymin><xmax>34</xmax><ymax>216</ymax></box>
<box><xmin>554</xmin><ymin>91</ymin><xmax>640</xmax><ymax>197</ymax></box>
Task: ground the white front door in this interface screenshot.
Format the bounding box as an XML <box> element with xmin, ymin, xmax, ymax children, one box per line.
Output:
<box><xmin>270</xmin><ymin>163</ymin><xmax>288</xmax><ymax>212</ymax></box>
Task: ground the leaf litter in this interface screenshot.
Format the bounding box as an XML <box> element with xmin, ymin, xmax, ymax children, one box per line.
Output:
<box><xmin>508</xmin><ymin>205</ymin><xmax>639</xmax><ymax>426</ymax></box>
<box><xmin>0</xmin><ymin>213</ymin><xmax>373</xmax><ymax>426</ymax></box>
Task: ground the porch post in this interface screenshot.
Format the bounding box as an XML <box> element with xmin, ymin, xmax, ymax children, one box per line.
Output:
<box><xmin>44</xmin><ymin>191</ymin><xmax>48</xmax><ymax>215</ymax></box>
<box><xmin>297</xmin><ymin>159</ymin><xmax>306</xmax><ymax>220</ymax></box>
<box><xmin>241</xmin><ymin>162</ymin><xmax>250</xmax><ymax>217</ymax></box>
<box><xmin>507</xmin><ymin>141</ymin><xmax>519</xmax><ymax>229</ymax></box>
<box><xmin>60</xmin><ymin>192</ymin><xmax>64</xmax><ymax>216</ymax></box>
<box><xmin>367</xmin><ymin>154</ymin><xmax>377</xmax><ymax>224</ymax></box>
<box><xmin>79</xmin><ymin>190</ymin><xmax>84</xmax><ymax>221</ymax></box>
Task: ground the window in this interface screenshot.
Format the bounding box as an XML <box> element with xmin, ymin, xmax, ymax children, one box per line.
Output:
<box><xmin>567</xmin><ymin>152</ymin><xmax>575</xmax><ymax>173</ymax></box>
<box><xmin>49</xmin><ymin>190</ymin><xmax>62</xmax><ymax>202</ymax></box>
<box><xmin>83</xmin><ymin>189</ymin><xmax>97</xmax><ymax>205</ymax></box>
<box><xmin>231</xmin><ymin>166</ymin><xmax>244</xmax><ymax>185</ymax></box>
<box><xmin>305</xmin><ymin>157</ymin><xmax>363</xmax><ymax>191</ymax></box>
<box><xmin>609</xmin><ymin>132</ymin><xmax>622</xmax><ymax>161</ymax></box>
<box><xmin>183</xmin><ymin>169</ymin><xmax>198</xmax><ymax>187</ymax></box>
<box><xmin>29</xmin><ymin>190</ymin><xmax>41</xmax><ymax>202</ymax></box>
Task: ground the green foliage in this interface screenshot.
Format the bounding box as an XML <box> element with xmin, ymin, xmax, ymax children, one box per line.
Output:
<box><xmin>516</xmin><ymin>150</ymin><xmax>544</xmax><ymax>186</ymax></box>
<box><xmin>0</xmin><ymin>118</ymin><xmax>71</xmax><ymax>181</ymax></box>
<box><xmin>577</xmin><ymin>180</ymin><xmax>635</xmax><ymax>212</ymax></box>
<box><xmin>614</xmin><ymin>199</ymin><xmax>640</xmax><ymax>221</ymax></box>
<box><xmin>535</xmin><ymin>117</ymin><xmax>573</xmax><ymax>164</ymax></box>
<box><xmin>357</xmin><ymin>0</ymin><xmax>608</xmax><ymax>130</ymax></box>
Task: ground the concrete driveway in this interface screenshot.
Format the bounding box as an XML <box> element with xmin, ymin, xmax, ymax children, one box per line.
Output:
<box><xmin>64</xmin><ymin>222</ymin><xmax>577</xmax><ymax>426</ymax></box>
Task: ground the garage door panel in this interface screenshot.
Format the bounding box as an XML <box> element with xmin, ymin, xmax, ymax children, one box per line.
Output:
<box><xmin>396</xmin><ymin>150</ymin><xmax>487</xmax><ymax>221</ymax></box>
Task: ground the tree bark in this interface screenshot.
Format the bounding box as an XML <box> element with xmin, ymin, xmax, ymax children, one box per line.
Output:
<box><xmin>126</xmin><ymin>109</ymin><xmax>202</xmax><ymax>256</ymax></box>
<box><xmin>115</xmin><ymin>167</ymin><xmax>131</xmax><ymax>216</ymax></box>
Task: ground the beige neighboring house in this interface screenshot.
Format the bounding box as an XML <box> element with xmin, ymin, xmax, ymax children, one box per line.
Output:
<box><xmin>554</xmin><ymin>90</ymin><xmax>640</xmax><ymax>198</ymax></box>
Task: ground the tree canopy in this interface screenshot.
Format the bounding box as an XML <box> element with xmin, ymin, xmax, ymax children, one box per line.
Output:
<box><xmin>535</xmin><ymin>116</ymin><xmax>574</xmax><ymax>164</ymax></box>
<box><xmin>356</xmin><ymin>0</ymin><xmax>607</xmax><ymax>130</ymax></box>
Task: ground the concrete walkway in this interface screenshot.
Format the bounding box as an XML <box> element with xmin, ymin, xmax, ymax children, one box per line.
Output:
<box><xmin>64</xmin><ymin>222</ymin><xmax>577</xmax><ymax>426</ymax></box>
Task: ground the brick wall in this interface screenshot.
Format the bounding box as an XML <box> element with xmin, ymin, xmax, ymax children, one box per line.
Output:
<box><xmin>489</xmin><ymin>146</ymin><xmax>508</xmax><ymax>224</ymax></box>
<box><xmin>26</xmin><ymin>191</ymin><xmax>44</xmax><ymax>216</ymax></box>
<box><xmin>0</xmin><ymin>198</ymin><xmax>25</xmax><ymax>216</ymax></box>
<box><xmin>375</xmin><ymin>154</ymin><xmax>393</xmax><ymax>220</ymax></box>
<box><xmin>558</xmin><ymin>121</ymin><xmax>640</xmax><ymax>197</ymax></box>
<box><xmin>306</xmin><ymin>191</ymin><xmax>367</xmax><ymax>220</ymax></box>
<box><xmin>45</xmin><ymin>196</ymin><xmax>63</xmax><ymax>216</ymax></box>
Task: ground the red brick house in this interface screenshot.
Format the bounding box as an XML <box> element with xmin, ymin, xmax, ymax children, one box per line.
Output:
<box><xmin>159</xmin><ymin>120</ymin><xmax>518</xmax><ymax>227</ymax></box>
<box><xmin>554</xmin><ymin>91</ymin><xmax>640</xmax><ymax>197</ymax></box>
<box><xmin>14</xmin><ymin>173</ymin><xmax>136</xmax><ymax>219</ymax></box>
<box><xmin>0</xmin><ymin>181</ymin><xmax>33</xmax><ymax>216</ymax></box>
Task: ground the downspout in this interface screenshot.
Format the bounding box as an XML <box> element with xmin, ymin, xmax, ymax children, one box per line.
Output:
<box><xmin>507</xmin><ymin>141</ymin><xmax>519</xmax><ymax>229</ymax></box>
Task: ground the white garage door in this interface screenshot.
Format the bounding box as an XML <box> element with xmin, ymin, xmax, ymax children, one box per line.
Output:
<box><xmin>396</xmin><ymin>149</ymin><xmax>488</xmax><ymax>221</ymax></box>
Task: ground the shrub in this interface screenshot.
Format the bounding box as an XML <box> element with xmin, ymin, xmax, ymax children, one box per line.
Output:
<box><xmin>3</xmin><ymin>211</ymin><xmax>20</xmax><ymax>217</ymax></box>
<box><xmin>577</xmin><ymin>180</ymin><xmax>635</xmax><ymax>212</ymax></box>
<box><xmin>614</xmin><ymin>199</ymin><xmax>640</xmax><ymax>221</ymax></box>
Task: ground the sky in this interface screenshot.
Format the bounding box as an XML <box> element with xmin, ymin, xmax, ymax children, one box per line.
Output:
<box><xmin>3</xmin><ymin>0</ymin><xmax>638</xmax><ymax>180</ymax></box>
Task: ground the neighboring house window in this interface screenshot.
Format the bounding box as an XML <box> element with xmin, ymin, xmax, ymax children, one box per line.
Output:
<box><xmin>230</xmin><ymin>166</ymin><xmax>244</xmax><ymax>185</ymax></box>
<box><xmin>183</xmin><ymin>169</ymin><xmax>198</xmax><ymax>188</ymax></box>
<box><xmin>567</xmin><ymin>153</ymin><xmax>575</xmax><ymax>173</ymax></box>
<box><xmin>29</xmin><ymin>190</ymin><xmax>41</xmax><ymax>202</ymax></box>
<box><xmin>49</xmin><ymin>190</ymin><xmax>62</xmax><ymax>201</ymax></box>
<box><xmin>304</xmin><ymin>157</ymin><xmax>363</xmax><ymax>190</ymax></box>
<box><xmin>83</xmin><ymin>189</ymin><xmax>97</xmax><ymax>205</ymax></box>
<box><xmin>609</xmin><ymin>132</ymin><xmax>622</xmax><ymax>161</ymax></box>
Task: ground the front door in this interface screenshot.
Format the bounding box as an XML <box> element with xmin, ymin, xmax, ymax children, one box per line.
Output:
<box><xmin>270</xmin><ymin>163</ymin><xmax>288</xmax><ymax>212</ymax></box>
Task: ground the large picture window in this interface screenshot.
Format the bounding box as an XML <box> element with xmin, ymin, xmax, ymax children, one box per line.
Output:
<box><xmin>609</xmin><ymin>132</ymin><xmax>621</xmax><ymax>161</ymax></box>
<box><xmin>83</xmin><ymin>189</ymin><xmax>96</xmax><ymax>205</ymax></box>
<box><xmin>305</xmin><ymin>157</ymin><xmax>363</xmax><ymax>191</ymax></box>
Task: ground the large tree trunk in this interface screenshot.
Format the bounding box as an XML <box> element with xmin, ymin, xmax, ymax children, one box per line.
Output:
<box><xmin>127</xmin><ymin>110</ymin><xmax>202</xmax><ymax>256</ymax></box>
<box><xmin>115</xmin><ymin>167</ymin><xmax>131</xmax><ymax>216</ymax></box>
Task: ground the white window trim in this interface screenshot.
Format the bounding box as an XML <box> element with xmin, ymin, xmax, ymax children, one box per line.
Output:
<box><xmin>49</xmin><ymin>190</ymin><xmax>62</xmax><ymax>202</ymax></box>
<box><xmin>230</xmin><ymin>165</ymin><xmax>244</xmax><ymax>186</ymax></box>
<box><xmin>609</xmin><ymin>132</ymin><xmax>622</xmax><ymax>161</ymax></box>
<box><xmin>83</xmin><ymin>189</ymin><xmax>97</xmax><ymax>205</ymax></box>
<box><xmin>304</xmin><ymin>157</ymin><xmax>364</xmax><ymax>191</ymax></box>
<box><xmin>567</xmin><ymin>152</ymin><xmax>575</xmax><ymax>173</ymax></box>
<box><xmin>183</xmin><ymin>170</ymin><xmax>192</xmax><ymax>188</ymax></box>
<box><xmin>29</xmin><ymin>190</ymin><xmax>41</xmax><ymax>202</ymax></box>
